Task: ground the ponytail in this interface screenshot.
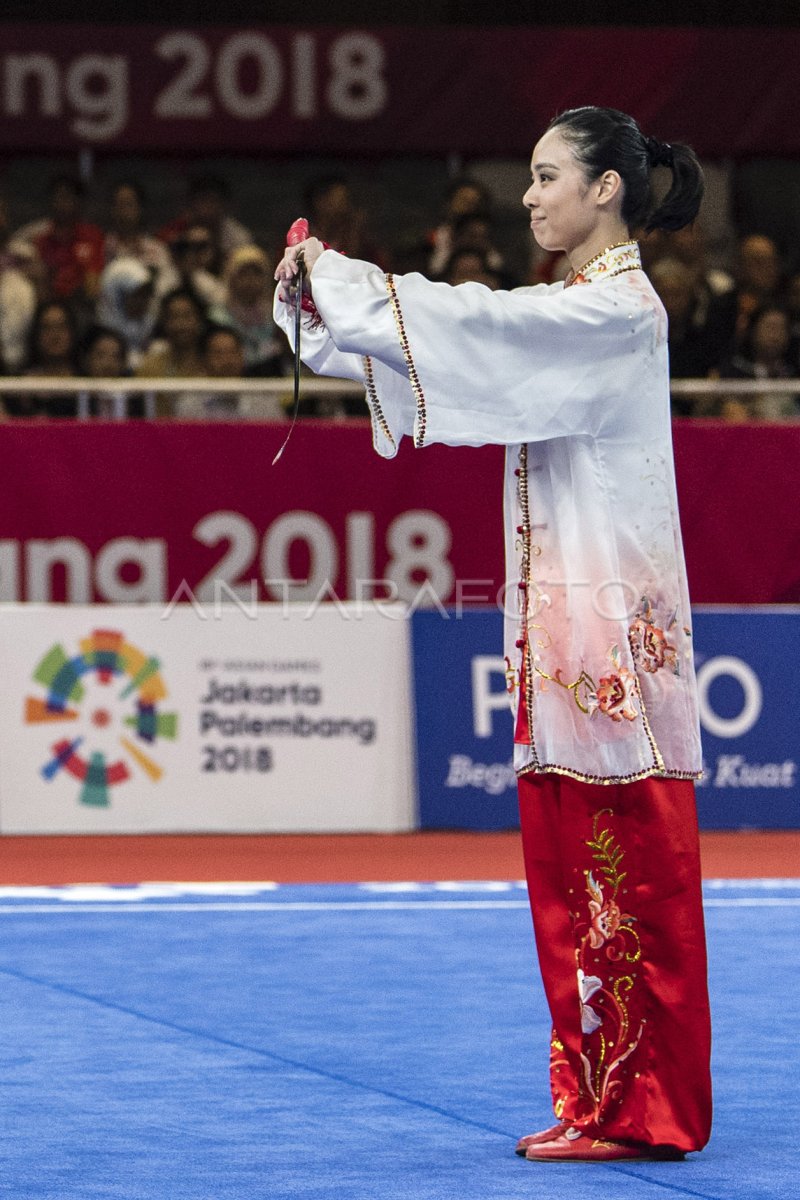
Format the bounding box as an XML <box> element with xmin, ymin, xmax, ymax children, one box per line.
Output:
<box><xmin>547</xmin><ymin>108</ymin><xmax>704</xmax><ymax>235</ymax></box>
<box><xmin>644</xmin><ymin>141</ymin><xmax>704</xmax><ymax>233</ymax></box>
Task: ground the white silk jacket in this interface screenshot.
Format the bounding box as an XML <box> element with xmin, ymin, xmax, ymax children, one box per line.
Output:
<box><xmin>274</xmin><ymin>243</ymin><xmax>702</xmax><ymax>784</ymax></box>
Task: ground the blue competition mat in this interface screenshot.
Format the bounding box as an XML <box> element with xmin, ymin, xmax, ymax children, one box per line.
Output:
<box><xmin>1</xmin><ymin>880</ymin><xmax>798</xmax><ymax>1200</ymax></box>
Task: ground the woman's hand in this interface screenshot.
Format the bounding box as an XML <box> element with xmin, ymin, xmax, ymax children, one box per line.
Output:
<box><xmin>274</xmin><ymin>237</ymin><xmax>326</xmax><ymax>298</ymax></box>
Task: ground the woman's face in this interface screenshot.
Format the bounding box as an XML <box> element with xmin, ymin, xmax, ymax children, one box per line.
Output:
<box><xmin>124</xmin><ymin>281</ymin><xmax>154</xmax><ymax>321</ymax></box>
<box><xmin>86</xmin><ymin>335</ymin><xmax>125</xmax><ymax>377</ymax></box>
<box><xmin>752</xmin><ymin>310</ymin><xmax>789</xmax><ymax>361</ymax></box>
<box><xmin>112</xmin><ymin>186</ymin><xmax>142</xmax><ymax>233</ymax></box>
<box><xmin>177</xmin><ymin>225</ymin><xmax>216</xmax><ymax>275</ymax></box>
<box><xmin>164</xmin><ymin>297</ymin><xmax>203</xmax><ymax>349</ymax></box>
<box><xmin>231</xmin><ymin>263</ymin><xmax>268</xmax><ymax>306</ymax></box>
<box><xmin>38</xmin><ymin>305</ymin><xmax>73</xmax><ymax>361</ymax></box>
<box><xmin>204</xmin><ymin>331</ymin><xmax>244</xmax><ymax>377</ymax></box>
<box><xmin>522</xmin><ymin>128</ymin><xmax>602</xmax><ymax>255</ymax></box>
<box><xmin>447</xmin><ymin>184</ymin><xmax>484</xmax><ymax>221</ymax></box>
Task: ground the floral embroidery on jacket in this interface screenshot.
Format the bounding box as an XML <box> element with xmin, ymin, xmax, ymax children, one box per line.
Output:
<box><xmin>592</xmin><ymin>668</ymin><xmax>638</xmax><ymax>723</ymax></box>
<box><xmin>585</xmin><ymin>645</ymin><xmax>639</xmax><ymax>723</ymax></box>
<box><xmin>629</xmin><ymin>595</ymin><xmax>679</xmax><ymax>676</ymax></box>
<box><xmin>568</xmin><ymin>242</ymin><xmax>641</xmax><ymax>288</ymax></box>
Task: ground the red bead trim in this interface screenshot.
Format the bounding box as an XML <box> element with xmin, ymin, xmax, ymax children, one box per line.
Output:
<box><xmin>516</xmin><ymin>442</ymin><xmax>541</xmax><ymax>770</ymax></box>
<box><xmin>517</xmin><ymin>762</ymin><xmax>701</xmax><ymax>786</ymax></box>
<box><xmin>385</xmin><ymin>273</ymin><xmax>427</xmax><ymax>448</ymax></box>
<box><xmin>362</xmin><ymin>355</ymin><xmax>396</xmax><ymax>455</ymax></box>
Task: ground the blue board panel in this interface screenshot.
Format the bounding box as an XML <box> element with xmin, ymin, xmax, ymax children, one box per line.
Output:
<box><xmin>412</xmin><ymin>608</ymin><xmax>800</xmax><ymax>830</ymax></box>
<box><xmin>692</xmin><ymin>608</ymin><xmax>799</xmax><ymax>829</ymax></box>
<box><xmin>412</xmin><ymin>609</ymin><xmax>514</xmax><ymax>830</ymax></box>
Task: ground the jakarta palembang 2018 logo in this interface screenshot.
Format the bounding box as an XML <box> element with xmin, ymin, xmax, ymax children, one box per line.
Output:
<box><xmin>24</xmin><ymin>628</ymin><xmax>179</xmax><ymax>808</ymax></box>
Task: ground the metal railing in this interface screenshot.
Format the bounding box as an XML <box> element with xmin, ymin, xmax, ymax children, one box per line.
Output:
<box><xmin>668</xmin><ymin>379</ymin><xmax>800</xmax><ymax>397</ymax></box>
<box><xmin>0</xmin><ymin>376</ymin><xmax>796</xmax><ymax>419</ymax></box>
<box><xmin>0</xmin><ymin>376</ymin><xmax>362</xmax><ymax>420</ymax></box>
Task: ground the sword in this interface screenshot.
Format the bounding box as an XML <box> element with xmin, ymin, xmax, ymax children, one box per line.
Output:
<box><xmin>272</xmin><ymin>217</ymin><xmax>310</xmax><ymax>466</ymax></box>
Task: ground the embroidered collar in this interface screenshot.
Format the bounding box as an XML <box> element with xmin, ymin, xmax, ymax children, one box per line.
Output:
<box><xmin>565</xmin><ymin>241</ymin><xmax>641</xmax><ymax>288</ymax></box>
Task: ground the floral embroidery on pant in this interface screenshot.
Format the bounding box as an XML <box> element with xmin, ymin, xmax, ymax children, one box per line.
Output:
<box><xmin>559</xmin><ymin>808</ymin><xmax>644</xmax><ymax>1125</ymax></box>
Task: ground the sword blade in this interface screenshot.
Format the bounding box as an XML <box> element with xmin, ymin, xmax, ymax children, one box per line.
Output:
<box><xmin>272</xmin><ymin>253</ymin><xmax>305</xmax><ymax>466</ymax></box>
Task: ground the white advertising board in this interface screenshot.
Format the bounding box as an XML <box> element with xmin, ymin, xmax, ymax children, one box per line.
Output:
<box><xmin>0</xmin><ymin>604</ymin><xmax>415</xmax><ymax>834</ymax></box>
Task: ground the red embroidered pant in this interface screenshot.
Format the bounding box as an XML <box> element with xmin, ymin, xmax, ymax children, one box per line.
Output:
<box><xmin>517</xmin><ymin>772</ymin><xmax>712</xmax><ymax>1152</ymax></box>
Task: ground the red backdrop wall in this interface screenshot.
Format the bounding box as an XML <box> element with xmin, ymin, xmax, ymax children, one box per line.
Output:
<box><xmin>0</xmin><ymin>25</ymin><xmax>798</xmax><ymax>155</ymax></box>
<box><xmin>0</xmin><ymin>420</ymin><xmax>796</xmax><ymax>606</ymax></box>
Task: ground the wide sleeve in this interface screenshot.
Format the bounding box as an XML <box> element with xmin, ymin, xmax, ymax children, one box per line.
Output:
<box><xmin>309</xmin><ymin>250</ymin><xmax>658</xmax><ymax>457</ymax></box>
<box><xmin>272</xmin><ymin>286</ymin><xmax>366</xmax><ymax>384</ymax></box>
<box><xmin>273</xmin><ymin>274</ymin><xmax>413</xmax><ymax>458</ymax></box>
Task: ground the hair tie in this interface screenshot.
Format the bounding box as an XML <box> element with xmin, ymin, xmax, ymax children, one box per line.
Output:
<box><xmin>646</xmin><ymin>136</ymin><xmax>674</xmax><ymax>169</ymax></box>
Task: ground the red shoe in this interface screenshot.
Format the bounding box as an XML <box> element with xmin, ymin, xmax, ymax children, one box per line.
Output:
<box><xmin>515</xmin><ymin>1123</ymin><xmax>569</xmax><ymax>1156</ymax></box>
<box><xmin>525</xmin><ymin>1127</ymin><xmax>685</xmax><ymax>1162</ymax></box>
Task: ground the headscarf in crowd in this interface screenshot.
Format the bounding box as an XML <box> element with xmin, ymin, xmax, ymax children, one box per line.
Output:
<box><xmin>96</xmin><ymin>257</ymin><xmax>160</xmax><ymax>363</ymax></box>
<box><xmin>211</xmin><ymin>245</ymin><xmax>280</xmax><ymax>369</ymax></box>
<box><xmin>223</xmin><ymin>246</ymin><xmax>271</xmax><ymax>321</ymax></box>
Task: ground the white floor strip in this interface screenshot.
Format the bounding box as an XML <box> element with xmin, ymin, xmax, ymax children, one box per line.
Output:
<box><xmin>0</xmin><ymin>900</ymin><xmax>532</xmax><ymax>913</ymax></box>
<box><xmin>1</xmin><ymin>897</ymin><xmax>800</xmax><ymax>914</ymax></box>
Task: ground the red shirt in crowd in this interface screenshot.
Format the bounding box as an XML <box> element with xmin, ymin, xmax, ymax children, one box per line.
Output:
<box><xmin>34</xmin><ymin>221</ymin><xmax>105</xmax><ymax>299</ymax></box>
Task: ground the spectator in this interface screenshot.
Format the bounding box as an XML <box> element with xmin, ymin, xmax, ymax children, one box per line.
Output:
<box><xmin>174</xmin><ymin>326</ymin><xmax>286</xmax><ymax>421</ymax></box>
<box><xmin>443</xmin><ymin>248</ymin><xmax>501</xmax><ymax>289</ymax></box>
<box><xmin>733</xmin><ymin>233</ymin><xmax>782</xmax><ymax>345</ymax></box>
<box><xmin>104</xmin><ymin>181</ymin><xmax>173</xmax><ymax>286</ymax></box>
<box><xmin>649</xmin><ymin>257</ymin><xmax>734</xmax><ymax>410</ymax></box>
<box><xmin>391</xmin><ymin>232</ymin><xmax>436</xmax><ymax>275</ymax></box>
<box><xmin>78</xmin><ymin>325</ymin><xmax>135</xmax><ymax>420</ymax></box>
<box><xmin>3</xmin><ymin>236</ymin><xmax>48</xmax><ymax>304</ymax></box>
<box><xmin>428</xmin><ymin>177</ymin><xmax>493</xmax><ymax>276</ymax></box>
<box><xmin>784</xmin><ymin>271</ymin><xmax>800</xmax><ymax>373</ymax></box>
<box><xmin>160</xmin><ymin>173</ymin><xmax>253</xmax><ymax>261</ymax></box>
<box><xmin>648</xmin><ymin>223</ymin><xmax>738</xmax><ymax>377</ymax></box>
<box><xmin>96</xmin><ymin>257</ymin><xmax>159</xmax><ymax>368</ymax></box>
<box><xmin>444</xmin><ymin>212</ymin><xmax>513</xmax><ymax>284</ymax></box>
<box><xmin>81</xmin><ymin>325</ymin><xmax>126</xmax><ymax>377</ymax></box>
<box><xmin>0</xmin><ymin>196</ymin><xmax>37</xmax><ymax>372</ymax></box>
<box><xmin>136</xmin><ymin>287</ymin><xmax>208</xmax><ymax>416</ymax></box>
<box><xmin>136</xmin><ymin>286</ymin><xmax>207</xmax><ymax>378</ymax></box>
<box><xmin>5</xmin><ymin>299</ymin><xmax>80</xmax><ymax>417</ymax></box>
<box><xmin>16</xmin><ymin>175</ymin><xmax>104</xmax><ymax>310</ymax></box>
<box><xmin>209</xmin><ymin>245</ymin><xmax>283</xmax><ymax>373</ymax></box>
<box><xmin>166</xmin><ymin>223</ymin><xmax>226</xmax><ymax>307</ymax></box>
<box><xmin>721</xmin><ymin>303</ymin><xmax>799</xmax><ymax>421</ymax></box>
<box><xmin>660</xmin><ymin>221</ymin><xmax>734</xmax><ymax>298</ymax></box>
<box><xmin>305</xmin><ymin>175</ymin><xmax>385</xmax><ymax>263</ymax></box>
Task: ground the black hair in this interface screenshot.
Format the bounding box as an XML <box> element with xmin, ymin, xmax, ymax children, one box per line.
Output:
<box><xmin>79</xmin><ymin>325</ymin><xmax>127</xmax><ymax>367</ymax></box>
<box><xmin>452</xmin><ymin>211</ymin><xmax>492</xmax><ymax>239</ymax></box>
<box><xmin>111</xmin><ymin>179</ymin><xmax>146</xmax><ymax>208</ymax></box>
<box><xmin>188</xmin><ymin>173</ymin><xmax>230</xmax><ymax>199</ymax></box>
<box><xmin>200</xmin><ymin>323</ymin><xmax>243</xmax><ymax>355</ymax></box>
<box><xmin>444</xmin><ymin>176</ymin><xmax>491</xmax><ymax>212</ymax></box>
<box><xmin>48</xmin><ymin>173</ymin><xmax>84</xmax><ymax>199</ymax></box>
<box><xmin>547</xmin><ymin>107</ymin><xmax>704</xmax><ymax>233</ymax></box>
<box><xmin>741</xmin><ymin>302</ymin><xmax>791</xmax><ymax>359</ymax></box>
<box><xmin>156</xmin><ymin>286</ymin><xmax>208</xmax><ymax>336</ymax></box>
<box><xmin>443</xmin><ymin>247</ymin><xmax>496</xmax><ymax>282</ymax></box>
<box><xmin>172</xmin><ymin>223</ymin><xmax>215</xmax><ymax>256</ymax></box>
<box><xmin>26</xmin><ymin>299</ymin><xmax>79</xmax><ymax>370</ymax></box>
<box><xmin>303</xmin><ymin>173</ymin><xmax>350</xmax><ymax>213</ymax></box>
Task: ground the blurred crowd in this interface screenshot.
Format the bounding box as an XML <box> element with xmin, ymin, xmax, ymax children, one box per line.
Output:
<box><xmin>0</xmin><ymin>169</ymin><xmax>797</xmax><ymax>421</ymax></box>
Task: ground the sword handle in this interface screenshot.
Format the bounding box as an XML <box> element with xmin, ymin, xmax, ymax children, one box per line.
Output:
<box><xmin>286</xmin><ymin>218</ymin><xmax>309</xmax><ymax>296</ymax></box>
<box><xmin>287</xmin><ymin>218</ymin><xmax>309</xmax><ymax>246</ymax></box>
